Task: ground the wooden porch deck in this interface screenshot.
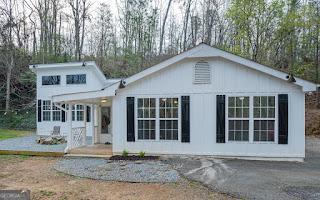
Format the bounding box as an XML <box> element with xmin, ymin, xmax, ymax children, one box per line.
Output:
<box><xmin>67</xmin><ymin>144</ymin><xmax>113</xmax><ymax>158</ymax></box>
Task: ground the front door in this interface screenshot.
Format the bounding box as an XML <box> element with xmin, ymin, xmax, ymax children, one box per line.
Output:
<box><xmin>100</xmin><ymin>107</ymin><xmax>112</xmax><ymax>144</ymax></box>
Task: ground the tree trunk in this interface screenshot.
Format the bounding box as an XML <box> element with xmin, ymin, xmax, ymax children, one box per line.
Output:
<box><xmin>159</xmin><ymin>0</ymin><xmax>173</xmax><ymax>54</ymax></box>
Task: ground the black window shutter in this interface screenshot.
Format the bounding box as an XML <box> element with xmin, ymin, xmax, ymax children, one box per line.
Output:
<box><xmin>61</xmin><ymin>104</ymin><xmax>66</xmax><ymax>122</ymax></box>
<box><xmin>127</xmin><ymin>97</ymin><xmax>135</xmax><ymax>142</ymax></box>
<box><xmin>86</xmin><ymin>106</ymin><xmax>91</xmax><ymax>122</ymax></box>
<box><xmin>181</xmin><ymin>96</ymin><xmax>190</xmax><ymax>143</ymax></box>
<box><xmin>37</xmin><ymin>100</ymin><xmax>42</xmax><ymax>122</ymax></box>
<box><xmin>278</xmin><ymin>94</ymin><xmax>288</xmax><ymax>144</ymax></box>
<box><xmin>216</xmin><ymin>95</ymin><xmax>226</xmax><ymax>143</ymax></box>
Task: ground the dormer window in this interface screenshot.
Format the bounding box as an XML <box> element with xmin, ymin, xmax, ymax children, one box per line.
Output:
<box><xmin>193</xmin><ymin>61</ymin><xmax>211</xmax><ymax>84</ymax></box>
<box><xmin>67</xmin><ymin>74</ymin><xmax>86</xmax><ymax>84</ymax></box>
<box><xmin>42</xmin><ymin>75</ymin><xmax>60</xmax><ymax>85</ymax></box>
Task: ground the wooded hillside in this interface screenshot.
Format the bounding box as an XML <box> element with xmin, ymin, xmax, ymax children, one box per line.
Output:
<box><xmin>0</xmin><ymin>0</ymin><xmax>319</xmax><ymax>129</ymax></box>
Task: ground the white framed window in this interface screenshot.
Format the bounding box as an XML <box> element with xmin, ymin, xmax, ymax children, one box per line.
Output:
<box><xmin>72</xmin><ymin>104</ymin><xmax>84</xmax><ymax>121</ymax></box>
<box><xmin>159</xmin><ymin>98</ymin><xmax>179</xmax><ymax>140</ymax></box>
<box><xmin>42</xmin><ymin>100</ymin><xmax>51</xmax><ymax>121</ymax></box>
<box><xmin>253</xmin><ymin>96</ymin><xmax>276</xmax><ymax>142</ymax></box>
<box><xmin>227</xmin><ymin>96</ymin><xmax>250</xmax><ymax>141</ymax></box>
<box><xmin>137</xmin><ymin>98</ymin><xmax>156</xmax><ymax>140</ymax></box>
<box><xmin>52</xmin><ymin>104</ymin><xmax>61</xmax><ymax>121</ymax></box>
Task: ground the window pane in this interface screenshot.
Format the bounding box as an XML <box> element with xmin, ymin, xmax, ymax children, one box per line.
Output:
<box><xmin>243</xmin><ymin>97</ymin><xmax>249</xmax><ymax>107</ymax></box>
<box><xmin>160</xmin><ymin>130</ymin><xmax>165</xmax><ymax>140</ymax></box>
<box><xmin>243</xmin><ymin>108</ymin><xmax>249</xmax><ymax>118</ymax></box>
<box><xmin>229</xmin><ymin>131</ymin><xmax>235</xmax><ymax>141</ymax></box>
<box><xmin>235</xmin><ymin>131</ymin><xmax>241</xmax><ymax>140</ymax></box>
<box><xmin>138</xmin><ymin>130</ymin><xmax>143</xmax><ymax>139</ymax></box>
<box><xmin>229</xmin><ymin>120</ymin><xmax>235</xmax><ymax>130</ymax></box>
<box><xmin>42</xmin><ymin>76</ymin><xmax>60</xmax><ymax>85</ymax></box>
<box><xmin>268</xmin><ymin>108</ymin><xmax>275</xmax><ymax>118</ymax></box>
<box><xmin>173</xmin><ymin>98</ymin><xmax>179</xmax><ymax>107</ymax></box>
<box><xmin>228</xmin><ymin>97</ymin><xmax>235</xmax><ymax>107</ymax></box>
<box><xmin>172</xmin><ymin>120</ymin><xmax>178</xmax><ymax>129</ymax></box>
<box><xmin>254</xmin><ymin>97</ymin><xmax>260</xmax><ymax>107</ymax></box>
<box><xmin>228</xmin><ymin>108</ymin><xmax>235</xmax><ymax>118</ymax></box>
<box><xmin>236</xmin><ymin>98</ymin><xmax>242</xmax><ymax>107</ymax></box>
<box><xmin>254</xmin><ymin>131</ymin><xmax>259</xmax><ymax>141</ymax></box>
<box><xmin>242</xmin><ymin>131</ymin><xmax>249</xmax><ymax>141</ymax></box>
<box><xmin>268</xmin><ymin>96</ymin><xmax>275</xmax><ymax>107</ymax></box>
<box><xmin>138</xmin><ymin>109</ymin><xmax>143</xmax><ymax>118</ymax></box>
<box><xmin>267</xmin><ymin>131</ymin><xmax>275</xmax><ymax>141</ymax></box>
<box><xmin>268</xmin><ymin>120</ymin><xmax>274</xmax><ymax>130</ymax></box>
<box><xmin>260</xmin><ymin>131</ymin><xmax>267</xmax><ymax>141</ymax></box>
<box><xmin>261</xmin><ymin>120</ymin><xmax>267</xmax><ymax>130</ymax></box>
<box><xmin>236</xmin><ymin>108</ymin><xmax>242</xmax><ymax>118</ymax></box>
<box><xmin>160</xmin><ymin>98</ymin><xmax>166</xmax><ymax>107</ymax></box>
<box><xmin>138</xmin><ymin>99</ymin><xmax>143</xmax><ymax>108</ymax></box>
<box><xmin>150</xmin><ymin>99</ymin><xmax>155</xmax><ymax>107</ymax></box>
<box><xmin>172</xmin><ymin>108</ymin><xmax>178</xmax><ymax>118</ymax></box>
<box><xmin>261</xmin><ymin>96</ymin><xmax>267</xmax><ymax>106</ymax></box>
<box><xmin>166</xmin><ymin>108</ymin><xmax>172</xmax><ymax>118</ymax></box>
<box><xmin>66</xmin><ymin>74</ymin><xmax>86</xmax><ymax>84</ymax></box>
<box><xmin>254</xmin><ymin>120</ymin><xmax>260</xmax><ymax>130</ymax></box>
<box><xmin>261</xmin><ymin>108</ymin><xmax>267</xmax><ymax>118</ymax></box>
<box><xmin>235</xmin><ymin>120</ymin><xmax>241</xmax><ymax>130</ymax></box>
<box><xmin>243</xmin><ymin>120</ymin><xmax>249</xmax><ymax>130</ymax></box>
<box><xmin>160</xmin><ymin>108</ymin><xmax>165</xmax><ymax>118</ymax></box>
<box><xmin>150</xmin><ymin>108</ymin><xmax>156</xmax><ymax>118</ymax></box>
<box><xmin>173</xmin><ymin>130</ymin><xmax>178</xmax><ymax>140</ymax></box>
<box><xmin>254</xmin><ymin>108</ymin><xmax>260</xmax><ymax>118</ymax></box>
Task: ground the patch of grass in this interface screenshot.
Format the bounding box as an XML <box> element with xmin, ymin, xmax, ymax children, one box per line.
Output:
<box><xmin>39</xmin><ymin>190</ymin><xmax>57</xmax><ymax>197</ymax></box>
<box><xmin>0</xmin><ymin>129</ymin><xmax>32</xmax><ymax>140</ymax></box>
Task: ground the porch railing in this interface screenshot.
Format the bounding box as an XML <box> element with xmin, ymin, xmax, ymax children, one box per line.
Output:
<box><xmin>70</xmin><ymin>127</ymin><xmax>86</xmax><ymax>149</ymax></box>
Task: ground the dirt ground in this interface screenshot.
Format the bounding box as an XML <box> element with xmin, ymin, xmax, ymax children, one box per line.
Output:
<box><xmin>0</xmin><ymin>155</ymin><xmax>232</xmax><ymax>200</ymax></box>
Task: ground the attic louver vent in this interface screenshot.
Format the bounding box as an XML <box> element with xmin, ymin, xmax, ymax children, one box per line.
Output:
<box><xmin>193</xmin><ymin>61</ymin><xmax>211</xmax><ymax>84</ymax></box>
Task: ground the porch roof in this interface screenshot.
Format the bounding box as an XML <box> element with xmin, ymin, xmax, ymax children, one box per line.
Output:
<box><xmin>52</xmin><ymin>81</ymin><xmax>120</xmax><ymax>103</ymax></box>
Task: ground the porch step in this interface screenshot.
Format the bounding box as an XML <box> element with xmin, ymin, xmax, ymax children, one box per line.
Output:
<box><xmin>65</xmin><ymin>153</ymin><xmax>112</xmax><ymax>158</ymax></box>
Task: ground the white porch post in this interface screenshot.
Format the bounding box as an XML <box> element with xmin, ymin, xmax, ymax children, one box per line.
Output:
<box><xmin>96</xmin><ymin>105</ymin><xmax>102</xmax><ymax>144</ymax></box>
<box><xmin>83</xmin><ymin>104</ymin><xmax>87</xmax><ymax>146</ymax></box>
<box><xmin>91</xmin><ymin>104</ymin><xmax>95</xmax><ymax>145</ymax></box>
<box><xmin>67</xmin><ymin>103</ymin><xmax>73</xmax><ymax>151</ymax></box>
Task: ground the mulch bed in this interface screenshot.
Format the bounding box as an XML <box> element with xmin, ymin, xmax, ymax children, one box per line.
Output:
<box><xmin>109</xmin><ymin>155</ymin><xmax>159</xmax><ymax>161</ymax></box>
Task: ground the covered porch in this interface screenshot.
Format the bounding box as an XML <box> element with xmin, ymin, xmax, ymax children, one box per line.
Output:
<box><xmin>52</xmin><ymin>84</ymin><xmax>119</xmax><ymax>155</ymax></box>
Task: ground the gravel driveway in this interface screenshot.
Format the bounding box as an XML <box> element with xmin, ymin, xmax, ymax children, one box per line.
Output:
<box><xmin>165</xmin><ymin>137</ymin><xmax>320</xmax><ymax>200</ymax></box>
<box><xmin>54</xmin><ymin>158</ymin><xmax>181</xmax><ymax>183</ymax></box>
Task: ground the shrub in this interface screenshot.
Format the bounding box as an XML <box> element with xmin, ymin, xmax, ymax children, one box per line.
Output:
<box><xmin>138</xmin><ymin>151</ymin><xmax>145</xmax><ymax>158</ymax></box>
<box><xmin>122</xmin><ymin>150</ymin><xmax>129</xmax><ymax>157</ymax></box>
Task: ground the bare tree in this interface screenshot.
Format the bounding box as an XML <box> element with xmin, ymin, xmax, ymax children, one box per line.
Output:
<box><xmin>159</xmin><ymin>0</ymin><xmax>173</xmax><ymax>54</ymax></box>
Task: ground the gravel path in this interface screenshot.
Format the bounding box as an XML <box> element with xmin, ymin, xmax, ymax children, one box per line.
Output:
<box><xmin>54</xmin><ymin>157</ymin><xmax>181</xmax><ymax>183</ymax></box>
<box><xmin>0</xmin><ymin>134</ymin><xmax>92</xmax><ymax>152</ymax></box>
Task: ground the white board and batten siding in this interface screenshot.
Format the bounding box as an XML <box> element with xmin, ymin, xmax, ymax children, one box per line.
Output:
<box><xmin>36</xmin><ymin>65</ymin><xmax>104</xmax><ymax>136</ymax></box>
<box><xmin>112</xmin><ymin>58</ymin><xmax>305</xmax><ymax>160</ymax></box>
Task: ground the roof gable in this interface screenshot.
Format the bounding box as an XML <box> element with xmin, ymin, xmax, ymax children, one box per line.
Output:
<box><xmin>124</xmin><ymin>44</ymin><xmax>317</xmax><ymax>92</ymax></box>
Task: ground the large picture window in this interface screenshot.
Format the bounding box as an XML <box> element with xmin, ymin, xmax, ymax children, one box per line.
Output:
<box><xmin>137</xmin><ymin>98</ymin><xmax>156</xmax><ymax>140</ymax></box>
<box><xmin>42</xmin><ymin>100</ymin><xmax>51</xmax><ymax>121</ymax></box>
<box><xmin>159</xmin><ymin>98</ymin><xmax>179</xmax><ymax>140</ymax></box>
<box><xmin>42</xmin><ymin>75</ymin><xmax>60</xmax><ymax>85</ymax></box>
<box><xmin>66</xmin><ymin>74</ymin><xmax>86</xmax><ymax>84</ymax></box>
<box><xmin>228</xmin><ymin>96</ymin><xmax>249</xmax><ymax>141</ymax></box>
<box><xmin>253</xmin><ymin>96</ymin><xmax>275</xmax><ymax>142</ymax></box>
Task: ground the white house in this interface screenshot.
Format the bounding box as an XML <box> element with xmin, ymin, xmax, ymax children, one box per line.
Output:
<box><xmin>29</xmin><ymin>43</ymin><xmax>317</xmax><ymax>161</ymax></box>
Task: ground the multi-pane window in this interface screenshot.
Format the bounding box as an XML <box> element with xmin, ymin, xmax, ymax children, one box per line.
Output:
<box><xmin>254</xmin><ymin>96</ymin><xmax>275</xmax><ymax>142</ymax></box>
<box><xmin>66</xmin><ymin>74</ymin><xmax>86</xmax><ymax>84</ymax></box>
<box><xmin>228</xmin><ymin>97</ymin><xmax>249</xmax><ymax>141</ymax></box>
<box><xmin>52</xmin><ymin>104</ymin><xmax>61</xmax><ymax>121</ymax></box>
<box><xmin>159</xmin><ymin>98</ymin><xmax>179</xmax><ymax>140</ymax></box>
<box><xmin>42</xmin><ymin>76</ymin><xmax>60</xmax><ymax>85</ymax></box>
<box><xmin>72</xmin><ymin>104</ymin><xmax>84</xmax><ymax>121</ymax></box>
<box><xmin>137</xmin><ymin>98</ymin><xmax>156</xmax><ymax>140</ymax></box>
<box><xmin>43</xmin><ymin>100</ymin><xmax>51</xmax><ymax>121</ymax></box>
